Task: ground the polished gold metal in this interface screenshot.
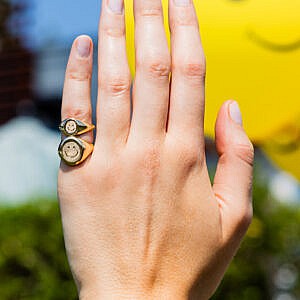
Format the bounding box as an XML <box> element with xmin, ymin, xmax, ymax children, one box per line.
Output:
<box><xmin>59</xmin><ymin>118</ymin><xmax>95</xmax><ymax>136</ymax></box>
<box><xmin>58</xmin><ymin>136</ymin><xmax>94</xmax><ymax>166</ymax></box>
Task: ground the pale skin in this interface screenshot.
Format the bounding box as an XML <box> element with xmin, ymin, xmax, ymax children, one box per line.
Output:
<box><xmin>58</xmin><ymin>0</ymin><xmax>254</xmax><ymax>299</ymax></box>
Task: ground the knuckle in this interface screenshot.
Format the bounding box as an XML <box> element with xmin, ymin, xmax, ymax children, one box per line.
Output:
<box><xmin>149</xmin><ymin>62</ymin><xmax>170</xmax><ymax>78</ymax></box>
<box><xmin>181</xmin><ymin>145</ymin><xmax>202</xmax><ymax>167</ymax></box>
<box><xmin>63</xmin><ymin>105</ymin><xmax>91</xmax><ymax>121</ymax></box>
<box><xmin>139</xmin><ymin>7</ymin><xmax>162</xmax><ymax>17</ymax></box>
<box><xmin>171</xmin><ymin>139</ymin><xmax>203</xmax><ymax>169</ymax></box>
<box><xmin>135</xmin><ymin>142</ymin><xmax>162</xmax><ymax>177</ymax></box>
<box><xmin>174</xmin><ymin>59</ymin><xmax>206</xmax><ymax>81</ymax></box>
<box><xmin>170</xmin><ymin>16</ymin><xmax>199</xmax><ymax>30</ymax></box>
<box><xmin>88</xmin><ymin>160</ymin><xmax>120</xmax><ymax>192</ymax></box>
<box><xmin>139</xmin><ymin>57</ymin><xmax>171</xmax><ymax>79</ymax></box>
<box><xmin>101</xmin><ymin>74</ymin><xmax>131</xmax><ymax>96</ymax></box>
<box><xmin>66</xmin><ymin>70</ymin><xmax>91</xmax><ymax>82</ymax></box>
<box><xmin>235</xmin><ymin>142</ymin><xmax>255</xmax><ymax>167</ymax></box>
<box><xmin>102</xmin><ymin>25</ymin><xmax>125</xmax><ymax>38</ymax></box>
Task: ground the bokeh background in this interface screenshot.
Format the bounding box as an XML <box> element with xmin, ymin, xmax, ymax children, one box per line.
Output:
<box><xmin>0</xmin><ymin>0</ymin><xmax>299</xmax><ymax>299</ymax></box>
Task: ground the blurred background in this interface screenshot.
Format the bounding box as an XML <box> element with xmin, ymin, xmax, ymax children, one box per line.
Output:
<box><xmin>0</xmin><ymin>0</ymin><xmax>299</xmax><ymax>299</ymax></box>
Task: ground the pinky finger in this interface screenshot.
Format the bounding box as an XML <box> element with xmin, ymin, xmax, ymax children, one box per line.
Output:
<box><xmin>61</xmin><ymin>35</ymin><xmax>94</xmax><ymax>144</ymax></box>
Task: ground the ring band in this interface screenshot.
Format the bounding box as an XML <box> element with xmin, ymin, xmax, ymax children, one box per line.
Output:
<box><xmin>59</xmin><ymin>118</ymin><xmax>95</xmax><ymax>136</ymax></box>
<box><xmin>58</xmin><ymin>136</ymin><xmax>94</xmax><ymax>166</ymax></box>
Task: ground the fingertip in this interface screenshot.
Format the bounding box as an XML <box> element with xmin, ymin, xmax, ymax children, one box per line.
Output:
<box><xmin>215</xmin><ymin>100</ymin><xmax>242</xmax><ymax>128</ymax></box>
<box><xmin>215</xmin><ymin>101</ymin><xmax>231</xmax><ymax>152</ymax></box>
<box><xmin>74</xmin><ymin>34</ymin><xmax>93</xmax><ymax>44</ymax></box>
<box><xmin>73</xmin><ymin>35</ymin><xmax>93</xmax><ymax>59</ymax></box>
<box><xmin>215</xmin><ymin>100</ymin><xmax>230</xmax><ymax>132</ymax></box>
<box><xmin>216</xmin><ymin>100</ymin><xmax>247</xmax><ymax>131</ymax></box>
<box><xmin>215</xmin><ymin>100</ymin><xmax>252</xmax><ymax>155</ymax></box>
<box><xmin>228</xmin><ymin>100</ymin><xmax>243</xmax><ymax>126</ymax></box>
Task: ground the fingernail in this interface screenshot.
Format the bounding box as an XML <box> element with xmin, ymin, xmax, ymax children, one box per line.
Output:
<box><xmin>76</xmin><ymin>36</ymin><xmax>91</xmax><ymax>58</ymax></box>
<box><xmin>173</xmin><ymin>0</ymin><xmax>191</xmax><ymax>6</ymax></box>
<box><xmin>229</xmin><ymin>101</ymin><xmax>243</xmax><ymax>126</ymax></box>
<box><xmin>107</xmin><ymin>0</ymin><xmax>124</xmax><ymax>14</ymax></box>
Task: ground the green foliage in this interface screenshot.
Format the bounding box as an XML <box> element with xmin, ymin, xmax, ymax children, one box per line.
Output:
<box><xmin>0</xmin><ymin>180</ymin><xmax>299</xmax><ymax>299</ymax></box>
<box><xmin>0</xmin><ymin>201</ymin><xmax>77</xmax><ymax>300</ymax></box>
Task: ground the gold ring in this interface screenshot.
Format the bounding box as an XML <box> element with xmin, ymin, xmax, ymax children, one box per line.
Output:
<box><xmin>58</xmin><ymin>136</ymin><xmax>94</xmax><ymax>166</ymax></box>
<box><xmin>59</xmin><ymin>118</ymin><xmax>95</xmax><ymax>136</ymax></box>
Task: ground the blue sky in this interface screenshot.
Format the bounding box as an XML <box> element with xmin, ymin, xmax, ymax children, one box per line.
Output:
<box><xmin>24</xmin><ymin>0</ymin><xmax>102</xmax><ymax>49</ymax></box>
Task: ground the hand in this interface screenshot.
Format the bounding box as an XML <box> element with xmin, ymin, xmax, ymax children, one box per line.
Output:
<box><xmin>58</xmin><ymin>0</ymin><xmax>254</xmax><ymax>299</ymax></box>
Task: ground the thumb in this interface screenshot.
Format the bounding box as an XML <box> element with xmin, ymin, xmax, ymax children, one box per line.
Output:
<box><xmin>213</xmin><ymin>100</ymin><xmax>254</xmax><ymax>244</ymax></box>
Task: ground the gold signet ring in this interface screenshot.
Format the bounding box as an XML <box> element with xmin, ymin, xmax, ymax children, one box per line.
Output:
<box><xmin>58</xmin><ymin>136</ymin><xmax>94</xmax><ymax>166</ymax></box>
<box><xmin>59</xmin><ymin>118</ymin><xmax>95</xmax><ymax>136</ymax></box>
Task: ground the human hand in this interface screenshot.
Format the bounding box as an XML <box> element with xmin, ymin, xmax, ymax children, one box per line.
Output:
<box><xmin>58</xmin><ymin>0</ymin><xmax>254</xmax><ymax>299</ymax></box>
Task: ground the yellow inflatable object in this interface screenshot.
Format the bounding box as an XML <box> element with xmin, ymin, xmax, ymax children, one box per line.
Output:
<box><xmin>262</xmin><ymin>118</ymin><xmax>300</xmax><ymax>181</ymax></box>
<box><xmin>125</xmin><ymin>0</ymin><xmax>300</xmax><ymax>141</ymax></box>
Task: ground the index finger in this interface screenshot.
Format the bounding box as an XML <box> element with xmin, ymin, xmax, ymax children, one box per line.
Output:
<box><xmin>167</xmin><ymin>0</ymin><xmax>206</xmax><ymax>145</ymax></box>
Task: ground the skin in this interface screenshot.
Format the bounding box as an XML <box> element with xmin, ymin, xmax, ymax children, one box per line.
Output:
<box><xmin>58</xmin><ymin>0</ymin><xmax>254</xmax><ymax>299</ymax></box>
<box><xmin>125</xmin><ymin>0</ymin><xmax>300</xmax><ymax>140</ymax></box>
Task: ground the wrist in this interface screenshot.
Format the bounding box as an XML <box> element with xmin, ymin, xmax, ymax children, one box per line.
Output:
<box><xmin>79</xmin><ymin>285</ymin><xmax>188</xmax><ymax>300</ymax></box>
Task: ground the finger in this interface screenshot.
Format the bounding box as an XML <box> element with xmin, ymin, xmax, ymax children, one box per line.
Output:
<box><xmin>213</xmin><ymin>101</ymin><xmax>254</xmax><ymax>244</ymax></box>
<box><xmin>62</xmin><ymin>35</ymin><xmax>94</xmax><ymax>144</ymax></box>
<box><xmin>167</xmin><ymin>0</ymin><xmax>206</xmax><ymax>144</ymax></box>
<box><xmin>129</xmin><ymin>0</ymin><xmax>171</xmax><ymax>140</ymax></box>
<box><xmin>97</xmin><ymin>0</ymin><xmax>131</xmax><ymax>151</ymax></box>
